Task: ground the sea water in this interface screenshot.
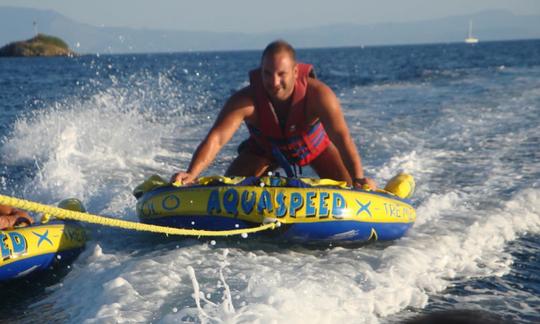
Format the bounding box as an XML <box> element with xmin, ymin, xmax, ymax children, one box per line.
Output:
<box><xmin>0</xmin><ymin>40</ymin><xmax>539</xmax><ymax>323</ymax></box>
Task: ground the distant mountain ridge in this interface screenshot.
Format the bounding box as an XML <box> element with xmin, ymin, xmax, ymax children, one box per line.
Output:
<box><xmin>1</xmin><ymin>6</ymin><xmax>539</xmax><ymax>54</ymax></box>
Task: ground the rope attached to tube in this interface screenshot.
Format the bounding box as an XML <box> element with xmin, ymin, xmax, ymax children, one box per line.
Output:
<box><xmin>0</xmin><ymin>194</ymin><xmax>278</xmax><ymax>237</ymax></box>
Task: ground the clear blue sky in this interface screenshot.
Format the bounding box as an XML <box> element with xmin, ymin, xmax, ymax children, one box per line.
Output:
<box><xmin>1</xmin><ymin>0</ymin><xmax>539</xmax><ymax>33</ymax></box>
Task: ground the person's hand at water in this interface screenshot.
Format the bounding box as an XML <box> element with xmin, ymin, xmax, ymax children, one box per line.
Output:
<box><xmin>0</xmin><ymin>204</ymin><xmax>34</xmax><ymax>229</ymax></box>
<box><xmin>353</xmin><ymin>177</ymin><xmax>377</xmax><ymax>190</ymax></box>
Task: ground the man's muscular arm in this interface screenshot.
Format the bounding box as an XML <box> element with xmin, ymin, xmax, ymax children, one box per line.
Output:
<box><xmin>310</xmin><ymin>80</ymin><xmax>376</xmax><ymax>189</ymax></box>
<box><xmin>171</xmin><ymin>87</ymin><xmax>254</xmax><ymax>184</ymax></box>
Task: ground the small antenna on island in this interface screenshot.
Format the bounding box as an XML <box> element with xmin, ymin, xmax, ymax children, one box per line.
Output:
<box><xmin>33</xmin><ymin>20</ymin><xmax>38</xmax><ymax>36</ymax></box>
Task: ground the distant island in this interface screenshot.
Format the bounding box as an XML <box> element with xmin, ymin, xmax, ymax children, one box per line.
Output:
<box><xmin>0</xmin><ymin>33</ymin><xmax>75</xmax><ymax>57</ymax></box>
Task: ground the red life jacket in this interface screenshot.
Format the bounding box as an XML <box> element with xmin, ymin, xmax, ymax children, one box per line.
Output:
<box><xmin>248</xmin><ymin>63</ymin><xmax>330</xmax><ymax>167</ymax></box>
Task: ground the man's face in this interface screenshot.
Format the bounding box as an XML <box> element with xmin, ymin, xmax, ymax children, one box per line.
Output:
<box><xmin>261</xmin><ymin>51</ymin><xmax>298</xmax><ymax>103</ymax></box>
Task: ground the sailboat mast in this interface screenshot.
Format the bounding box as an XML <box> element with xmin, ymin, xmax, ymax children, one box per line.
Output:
<box><xmin>465</xmin><ymin>19</ymin><xmax>478</xmax><ymax>43</ymax></box>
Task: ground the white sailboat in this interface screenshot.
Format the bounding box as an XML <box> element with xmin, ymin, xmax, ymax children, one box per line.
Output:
<box><xmin>465</xmin><ymin>20</ymin><xmax>479</xmax><ymax>44</ymax></box>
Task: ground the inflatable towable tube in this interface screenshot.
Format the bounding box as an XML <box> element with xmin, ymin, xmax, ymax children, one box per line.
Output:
<box><xmin>135</xmin><ymin>174</ymin><xmax>416</xmax><ymax>244</ymax></box>
<box><xmin>0</xmin><ymin>199</ymin><xmax>87</xmax><ymax>282</ymax></box>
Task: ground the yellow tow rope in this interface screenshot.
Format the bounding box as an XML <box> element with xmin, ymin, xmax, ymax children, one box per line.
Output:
<box><xmin>0</xmin><ymin>194</ymin><xmax>278</xmax><ymax>237</ymax></box>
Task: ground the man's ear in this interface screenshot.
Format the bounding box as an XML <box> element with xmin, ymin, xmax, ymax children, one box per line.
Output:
<box><xmin>293</xmin><ymin>64</ymin><xmax>299</xmax><ymax>79</ymax></box>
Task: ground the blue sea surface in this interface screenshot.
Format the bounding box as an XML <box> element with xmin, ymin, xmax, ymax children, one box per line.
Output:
<box><xmin>0</xmin><ymin>39</ymin><xmax>539</xmax><ymax>323</ymax></box>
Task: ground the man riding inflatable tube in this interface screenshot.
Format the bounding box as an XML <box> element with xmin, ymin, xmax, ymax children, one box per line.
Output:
<box><xmin>171</xmin><ymin>40</ymin><xmax>376</xmax><ymax>190</ymax></box>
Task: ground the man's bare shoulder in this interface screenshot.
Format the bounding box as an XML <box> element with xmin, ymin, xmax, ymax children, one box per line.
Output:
<box><xmin>225</xmin><ymin>86</ymin><xmax>255</xmax><ymax>110</ymax></box>
<box><xmin>306</xmin><ymin>78</ymin><xmax>339</xmax><ymax>112</ymax></box>
<box><xmin>218</xmin><ymin>86</ymin><xmax>256</xmax><ymax>123</ymax></box>
<box><xmin>307</xmin><ymin>78</ymin><xmax>337</xmax><ymax>100</ymax></box>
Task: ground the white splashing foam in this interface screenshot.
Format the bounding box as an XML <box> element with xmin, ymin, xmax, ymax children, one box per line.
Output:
<box><xmin>1</xmin><ymin>81</ymin><xmax>210</xmax><ymax>217</ymax></box>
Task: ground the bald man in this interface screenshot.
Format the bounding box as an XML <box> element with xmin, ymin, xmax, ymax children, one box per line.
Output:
<box><xmin>172</xmin><ymin>40</ymin><xmax>375</xmax><ymax>189</ymax></box>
